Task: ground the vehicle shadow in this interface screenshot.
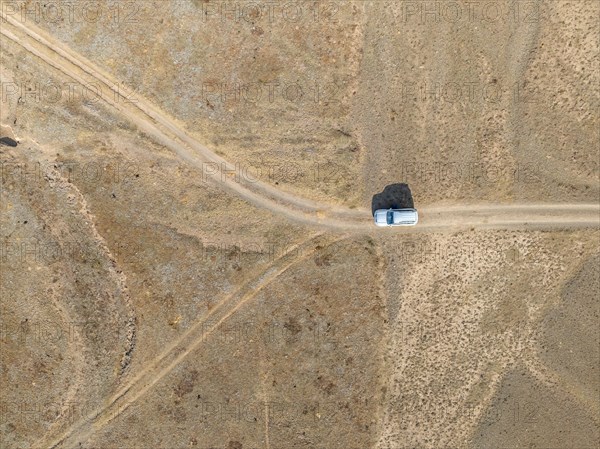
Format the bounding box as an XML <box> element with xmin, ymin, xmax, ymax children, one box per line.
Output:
<box><xmin>371</xmin><ymin>183</ymin><xmax>414</xmax><ymax>216</ymax></box>
<box><xmin>0</xmin><ymin>137</ymin><xmax>18</xmax><ymax>147</ymax></box>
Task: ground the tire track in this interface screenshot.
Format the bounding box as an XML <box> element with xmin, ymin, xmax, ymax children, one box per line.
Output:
<box><xmin>1</xmin><ymin>17</ymin><xmax>598</xmax><ymax>232</ymax></box>
<box><xmin>524</xmin><ymin>347</ymin><xmax>600</xmax><ymax>423</ymax></box>
<box><xmin>36</xmin><ymin>233</ymin><xmax>343</xmax><ymax>449</ymax></box>
<box><xmin>0</xmin><ymin>16</ymin><xmax>341</xmax><ymax>222</ymax></box>
<box><xmin>3</xmin><ymin>13</ymin><xmax>598</xmax><ymax>449</ymax></box>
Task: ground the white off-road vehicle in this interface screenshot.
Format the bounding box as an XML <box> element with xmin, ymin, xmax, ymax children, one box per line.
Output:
<box><xmin>374</xmin><ymin>208</ymin><xmax>418</xmax><ymax>227</ymax></box>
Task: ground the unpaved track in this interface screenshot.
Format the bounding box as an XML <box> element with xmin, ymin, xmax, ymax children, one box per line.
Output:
<box><xmin>2</xmin><ymin>17</ymin><xmax>599</xmax><ymax>233</ymax></box>
<box><xmin>35</xmin><ymin>233</ymin><xmax>344</xmax><ymax>449</ymax></box>
<box><xmin>0</xmin><ymin>17</ymin><xmax>338</xmax><ymax>219</ymax></box>
<box><xmin>2</xmin><ymin>12</ymin><xmax>599</xmax><ymax>449</ymax></box>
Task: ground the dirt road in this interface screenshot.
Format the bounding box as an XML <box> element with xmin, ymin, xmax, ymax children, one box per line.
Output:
<box><xmin>3</xmin><ymin>16</ymin><xmax>598</xmax><ymax>234</ymax></box>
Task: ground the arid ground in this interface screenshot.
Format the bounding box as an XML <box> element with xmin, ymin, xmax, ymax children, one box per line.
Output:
<box><xmin>1</xmin><ymin>1</ymin><xmax>598</xmax><ymax>448</ymax></box>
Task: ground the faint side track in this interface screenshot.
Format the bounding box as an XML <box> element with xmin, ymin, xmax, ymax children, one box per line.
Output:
<box><xmin>0</xmin><ymin>16</ymin><xmax>348</xmax><ymax>223</ymax></box>
<box><xmin>1</xmin><ymin>17</ymin><xmax>598</xmax><ymax>232</ymax></box>
<box><xmin>0</xmin><ymin>161</ymin><xmax>88</xmax><ymax>443</ymax></box>
<box><xmin>1</xmin><ymin>140</ymin><xmax>136</xmax><ymax>444</ymax></box>
<box><xmin>524</xmin><ymin>354</ymin><xmax>600</xmax><ymax>424</ymax></box>
<box><xmin>42</xmin><ymin>154</ymin><xmax>137</xmax><ymax>415</ymax></box>
<box><xmin>36</xmin><ymin>233</ymin><xmax>344</xmax><ymax>449</ymax></box>
<box><xmin>372</xmin><ymin>238</ymin><xmax>393</xmax><ymax>447</ymax></box>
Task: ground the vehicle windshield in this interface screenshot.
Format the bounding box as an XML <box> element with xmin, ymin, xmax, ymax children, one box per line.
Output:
<box><xmin>387</xmin><ymin>211</ymin><xmax>394</xmax><ymax>224</ymax></box>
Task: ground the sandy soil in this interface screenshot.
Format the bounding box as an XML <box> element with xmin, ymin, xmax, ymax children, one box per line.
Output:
<box><xmin>1</xmin><ymin>1</ymin><xmax>598</xmax><ymax>449</ymax></box>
